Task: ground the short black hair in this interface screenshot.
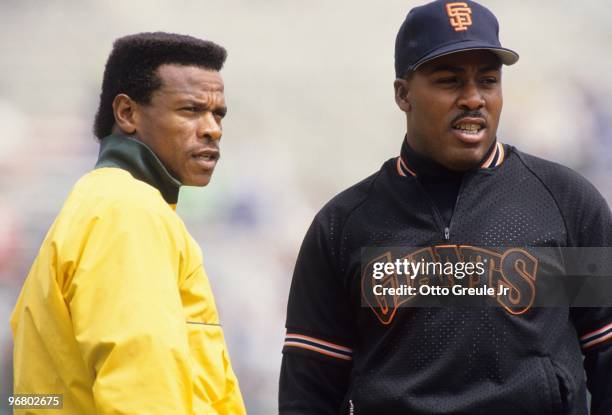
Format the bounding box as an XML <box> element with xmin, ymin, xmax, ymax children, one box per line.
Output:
<box><xmin>93</xmin><ymin>32</ymin><xmax>227</xmax><ymax>140</ymax></box>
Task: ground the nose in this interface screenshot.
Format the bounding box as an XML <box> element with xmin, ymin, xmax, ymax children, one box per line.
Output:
<box><xmin>457</xmin><ymin>81</ymin><xmax>485</xmax><ymax>111</ymax></box>
<box><xmin>197</xmin><ymin>112</ymin><xmax>222</xmax><ymax>141</ymax></box>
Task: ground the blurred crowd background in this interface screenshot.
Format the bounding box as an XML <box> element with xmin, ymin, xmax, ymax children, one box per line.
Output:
<box><xmin>1</xmin><ymin>1</ymin><xmax>611</xmax><ymax>413</ymax></box>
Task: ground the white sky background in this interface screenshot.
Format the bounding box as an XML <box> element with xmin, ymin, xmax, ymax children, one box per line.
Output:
<box><xmin>1</xmin><ymin>1</ymin><xmax>611</xmax><ymax>413</ymax></box>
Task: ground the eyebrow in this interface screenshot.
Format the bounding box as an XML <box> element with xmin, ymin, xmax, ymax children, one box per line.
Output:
<box><xmin>427</xmin><ymin>63</ymin><xmax>502</xmax><ymax>74</ymax></box>
<box><xmin>178</xmin><ymin>99</ymin><xmax>227</xmax><ymax>116</ymax></box>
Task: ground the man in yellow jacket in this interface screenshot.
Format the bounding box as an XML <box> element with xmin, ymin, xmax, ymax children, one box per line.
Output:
<box><xmin>10</xmin><ymin>32</ymin><xmax>246</xmax><ymax>414</ymax></box>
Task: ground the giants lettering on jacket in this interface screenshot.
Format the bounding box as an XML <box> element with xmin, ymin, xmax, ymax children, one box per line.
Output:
<box><xmin>362</xmin><ymin>245</ymin><xmax>538</xmax><ymax>324</ymax></box>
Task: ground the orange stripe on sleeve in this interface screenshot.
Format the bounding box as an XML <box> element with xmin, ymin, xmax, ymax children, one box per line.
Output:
<box><xmin>283</xmin><ymin>341</ymin><xmax>353</xmax><ymax>361</ymax></box>
<box><xmin>286</xmin><ymin>333</ymin><xmax>353</xmax><ymax>352</ymax></box>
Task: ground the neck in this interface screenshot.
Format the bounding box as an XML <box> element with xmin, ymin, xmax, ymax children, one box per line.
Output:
<box><xmin>400</xmin><ymin>137</ymin><xmax>497</xmax><ymax>177</ymax></box>
<box><xmin>95</xmin><ymin>133</ymin><xmax>181</xmax><ymax>204</ymax></box>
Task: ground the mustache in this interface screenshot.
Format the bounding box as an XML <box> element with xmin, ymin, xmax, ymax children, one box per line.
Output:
<box><xmin>451</xmin><ymin>110</ymin><xmax>486</xmax><ymax>125</ymax></box>
<box><xmin>191</xmin><ymin>142</ymin><xmax>220</xmax><ymax>151</ymax></box>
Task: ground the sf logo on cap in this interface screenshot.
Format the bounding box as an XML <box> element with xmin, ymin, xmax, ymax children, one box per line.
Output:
<box><xmin>446</xmin><ymin>2</ymin><xmax>472</xmax><ymax>32</ymax></box>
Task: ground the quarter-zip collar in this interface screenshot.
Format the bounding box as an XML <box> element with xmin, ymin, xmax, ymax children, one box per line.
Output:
<box><xmin>396</xmin><ymin>136</ymin><xmax>504</xmax><ymax>178</ymax></box>
<box><xmin>400</xmin><ymin>138</ymin><xmax>464</xmax><ymax>178</ymax></box>
<box><xmin>394</xmin><ymin>137</ymin><xmax>504</xmax><ymax>240</ymax></box>
<box><xmin>95</xmin><ymin>133</ymin><xmax>181</xmax><ymax>205</ymax></box>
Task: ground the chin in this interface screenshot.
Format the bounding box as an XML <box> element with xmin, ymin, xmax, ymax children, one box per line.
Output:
<box><xmin>183</xmin><ymin>175</ymin><xmax>212</xmax><ymax>187</ymax></box>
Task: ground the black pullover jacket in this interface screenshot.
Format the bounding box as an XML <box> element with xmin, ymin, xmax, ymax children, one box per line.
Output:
<box><xmin>280</xmin><ymin>140</ymin><xmax>612</xmax><ymax>414</ymax></box>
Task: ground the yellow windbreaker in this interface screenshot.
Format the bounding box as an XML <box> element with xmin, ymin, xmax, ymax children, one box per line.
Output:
<box><xmin>10</xmin><ymin>135</ymin><xmax>246</xmax><ymax>414</ymax></box>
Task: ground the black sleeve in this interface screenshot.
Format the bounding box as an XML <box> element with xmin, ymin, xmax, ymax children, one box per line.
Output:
<box><xmin>279</xmin><ymin>355</ymin><xmax>351</xmax><ymax>415</ymax></box>
<box><xmin>521</xmin><ymin>152</ymin><xmax>612</xmax><ymax>414</ymax></box>
<box><xmin>571</xmin><ymin>310</ymin><xmax>612</xmax><ymax>414</ymax></box>
<box><xmin>279</xmin><ymin>211</ymin><xmax>355</xmax><ymax>414</ymax></box>
<box><xmin>559</xmin><ymin>172</ymin><xmax>612</xmax><ymax>415</ymax></box>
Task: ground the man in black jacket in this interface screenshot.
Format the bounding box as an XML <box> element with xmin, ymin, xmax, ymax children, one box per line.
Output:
<box><xmin>279</xmin><ymin>1</ymin><xmax>612</xmax><ymax>414</ymax></box>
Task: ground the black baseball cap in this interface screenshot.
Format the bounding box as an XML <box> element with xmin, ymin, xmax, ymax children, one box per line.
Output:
<box><xmin>394</xmin><ymin>0</ymin><xmax>519</xmax><ymax>78</ymax></box>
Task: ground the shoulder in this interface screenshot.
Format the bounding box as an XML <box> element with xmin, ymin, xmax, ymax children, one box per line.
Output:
<box><xmin>300</xmin><ymin>159</ymin><xmax>394</xmax><ymax>259</ymax></box>
<box><xmin>514</xmin><ymin>149</ymin><xmax>594</xmax><ymax>190</ymax></box>
<box><xmin>62</xmin><ymin>168</ymin><xmax>178</xmax><ymax>228</ymax></box>
<box><xmin>511</xmin><ymin>147</ymin><xmax>611</xmax><ymax>245</ymax></box>
<box><xmin>313</xmin><ymin>160</ymin><xmax>389</xmax><ymax>229</ymax></box>
<box><xmin>512</xmin><ymin>148</ymin><xmax>606</xmax><ymax>206</ymax></box>
<box><xmin>75</xmin><ymin>168</ymin><xmax>171</xmax><ymax>209</ymax></box>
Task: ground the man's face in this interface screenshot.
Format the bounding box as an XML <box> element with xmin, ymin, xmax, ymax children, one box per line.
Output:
<box><xmin>133</xmin><ymin>64</ymin><xmax>226</xmax><ymax>186</ymax></box>
<box><xmin>396</xmin><ymin>50</ymin><xmax>503</xmax><ymax>171</ymax></box>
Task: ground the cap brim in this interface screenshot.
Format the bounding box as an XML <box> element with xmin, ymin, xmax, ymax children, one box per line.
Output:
<box><xmin>412</xmin><ymin>40</ymin><xmax>519</xmax><ymax>71</ymax></box>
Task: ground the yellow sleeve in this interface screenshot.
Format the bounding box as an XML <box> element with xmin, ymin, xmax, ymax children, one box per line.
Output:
<box><xmin>64</xmin><ymin>201</ymin><xmax>202</xmax><ymax>414</ymax></box>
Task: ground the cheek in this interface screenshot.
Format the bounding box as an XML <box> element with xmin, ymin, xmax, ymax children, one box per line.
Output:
<box><xmin>138</xmin><ymin>110</ymin><xmax>176</xmax><ymax>143</ymax></box>
<box><xmin>486</xmin><ymin>91</ymin><xmax>503</xmax><ymax>117</ymax></box>
<box><xmin>145</xmin><ymin>117</ymin><xmax>192</xmax><ymax>160</ymax></box>
<box><xmin>157</xmin><ymin>113</ymin><xmax>191</xmax><ymax>133</ymax></box>
<box><xmin>417</xmin><ymin>96</ymin><xmax>451</xmax><ymax>129</ymax></box>
<box><xmin>142</xmin><ymin>108</ymin><xmax>194</xmax><ymax>133</ymax></box>
<box><xmin>161</xmin><ymin>139</ymin><xmax>191</xmax><ymax>179</ymax></box>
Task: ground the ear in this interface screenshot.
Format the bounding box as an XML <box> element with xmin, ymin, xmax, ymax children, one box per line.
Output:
<box><xmin>112</xmin><ymin>94</ymin><xmax>138</xmax><ymax>135</ymax></box>
<box><xmin>394</xmin><ymin>78</ymin><xmax>412</xmax><ymax>112</ymax></box>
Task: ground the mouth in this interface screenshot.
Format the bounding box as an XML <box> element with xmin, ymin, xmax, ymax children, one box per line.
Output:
<box><xmin>451</xmin><ymin>117</ymin><xmax>487</xmax><ymax>144</ymax></box>
<box><xmin>191</xmin><ymin>148</ymin><xmax>220</xmax><ymax>169</ymax></box>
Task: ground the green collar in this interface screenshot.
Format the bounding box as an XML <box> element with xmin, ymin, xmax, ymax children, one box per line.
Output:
<box><xmin>95</xmin><ymin>134</ymin><xmax>181</xmax><ymax>204</ymax></box>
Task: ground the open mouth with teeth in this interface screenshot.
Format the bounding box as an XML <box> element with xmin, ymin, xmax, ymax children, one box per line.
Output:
<box><xmin>193</xmin><ymin>154</ymin><xmax>217</xmax><ymax>161</ymax></box>
<box><xmin>452</xmin><ymin>123</ymin><xmax>484</xmax><ymax>135</ymax></box>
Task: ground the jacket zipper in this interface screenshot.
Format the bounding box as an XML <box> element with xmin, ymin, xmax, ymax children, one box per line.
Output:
<box><xmin>414</xmin><ymin>173</ymin><xmax>471</xmax><ymax>242</ymax></box>
<box><xmin>413</xmin><ymin>180</ymin><xmax>447</xmax><ymax>238</ymax></box>
<box><xmin>445</xmin><ymin>174</ymin><xmax>470</xmax><ymax>241</ymax></box>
